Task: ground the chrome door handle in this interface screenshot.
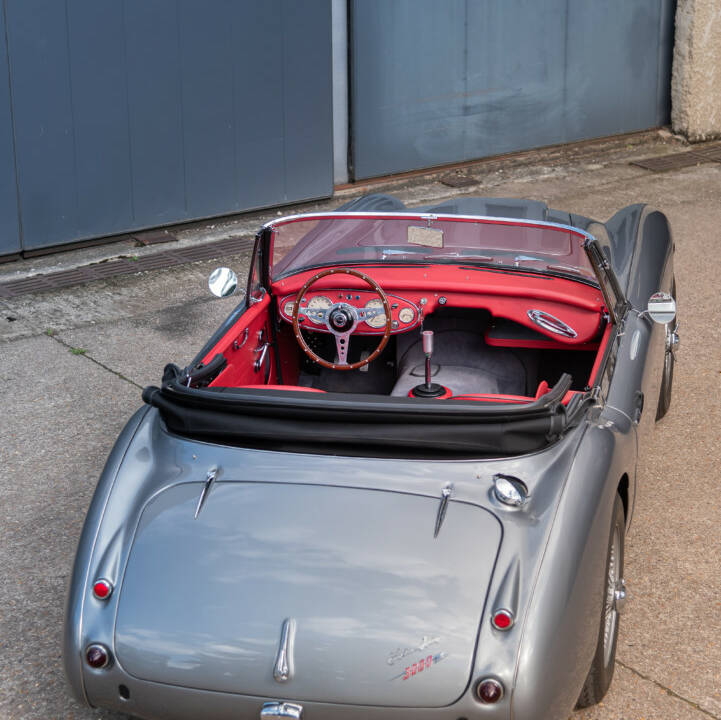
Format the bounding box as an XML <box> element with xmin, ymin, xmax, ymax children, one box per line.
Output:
<box><xmin>260</xmin><ymin>702</ymin><xmax>303</xmax><ymax>719</ymax></box>
<box><xmin>254</xmin><ymin>342</ymin><xmax>270</xmax><ymax>372</ymax></box>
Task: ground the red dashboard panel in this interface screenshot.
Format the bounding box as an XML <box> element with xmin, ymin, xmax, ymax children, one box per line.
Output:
<box><xmin>272</xmin><ymin>265</ymin><xmax>605</xmax><ymax>344</ymax></box>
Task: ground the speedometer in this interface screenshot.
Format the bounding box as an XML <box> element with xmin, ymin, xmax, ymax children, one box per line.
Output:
<box><xmin>364</xmin><ymin>298</ymin><xmax>386</xmax><ymax>329</ymax></box>
<box><xmin>307</xmin><ymin>295</ymin><xmax>332</xmax><ymax>324</ymax></box>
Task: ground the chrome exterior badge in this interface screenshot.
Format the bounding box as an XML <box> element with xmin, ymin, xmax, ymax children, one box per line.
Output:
<box><xmin>387</xmin><ymin>635</ymin><xmax>441</xmax><ymax>665</ymax></box>
<box><xmin>273</xmin><ymin>618</ymin><xmax>296</xmax><ymax>683</ymax></box>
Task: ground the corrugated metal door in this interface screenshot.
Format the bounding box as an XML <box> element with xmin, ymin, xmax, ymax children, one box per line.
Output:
<box><xmin>0</xmin><ymin>4</ymin><xmax>20</xmax><ymax>256</ymax></box>
<box><xmin>350</xmin><ymin>0</ymin><xmax>675</xmax><ymax>179</ymax></box>
<box><xmin>2</xmin><ymin>0</ymin><xmax>332</xmax><ymax>253</ymax></box>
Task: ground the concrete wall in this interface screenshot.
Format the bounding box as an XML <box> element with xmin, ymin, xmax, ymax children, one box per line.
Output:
<box><xmin>672</xmin><ymin>0</ymin><xmax>721</xmax><ymax>140</ymax></box>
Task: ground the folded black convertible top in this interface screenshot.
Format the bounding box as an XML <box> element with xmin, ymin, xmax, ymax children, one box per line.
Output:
<box><xmin>143</xmin><ymin>366</ymin><xmax>589</xmax><ymax>458</ymax></box>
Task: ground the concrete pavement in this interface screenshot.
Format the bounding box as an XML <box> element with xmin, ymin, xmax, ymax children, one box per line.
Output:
<box><xmin>1</xmin><ymin>131</ymin><xmax>720</xmax><ymax>719</ymax></box>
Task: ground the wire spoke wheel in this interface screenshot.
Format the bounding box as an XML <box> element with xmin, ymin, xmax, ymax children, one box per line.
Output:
<box><xmin>603</xmin><ymin>529</ymin><xmax>620</xmax><ymax>667</ymax></box>
<box><xmin>576</xmin><ymin>495</ymin><xmax>625</xmax><ymax>709</ymax></box>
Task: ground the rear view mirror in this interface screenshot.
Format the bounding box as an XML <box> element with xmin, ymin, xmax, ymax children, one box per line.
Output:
<box><xmin>646</xmin><ymin>292</ymin><xmax>676</xmax><ymax>324</ymax></box>
<box><xmin>208</xmin><ymin>267</ymin><xmax>238</xmax><ymax>298</ymax></box>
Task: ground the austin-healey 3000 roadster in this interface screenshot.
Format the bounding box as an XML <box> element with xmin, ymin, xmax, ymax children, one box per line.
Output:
<box><xmin>64</xmin><ymin>194</ymin><xmax>678</xmax><ymax>720</ymax></box>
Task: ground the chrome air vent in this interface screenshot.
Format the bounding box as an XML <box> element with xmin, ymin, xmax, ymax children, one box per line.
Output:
<box><xmin>527</xmin><ymin>310</ymin><xmax>577</xmax><ymax>338</ymax></box>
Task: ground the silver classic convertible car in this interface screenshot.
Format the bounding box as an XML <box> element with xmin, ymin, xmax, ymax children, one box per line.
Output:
<box><xmin>64</xmin><ymin>195</ymin><xmax>677</xmax><ymax>720</ymax></box>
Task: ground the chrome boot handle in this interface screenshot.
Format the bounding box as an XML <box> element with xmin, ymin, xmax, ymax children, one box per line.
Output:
<box><xmin>260</xmin><ymin>702</ymin><xmax>303</xmax><ymax>718</ymax></box>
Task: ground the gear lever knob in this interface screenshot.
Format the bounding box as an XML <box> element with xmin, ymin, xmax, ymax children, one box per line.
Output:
<box><xmin>422</xmin><ymin>330</ymin><xmax>434</xmax><ymax>356</ymax></box>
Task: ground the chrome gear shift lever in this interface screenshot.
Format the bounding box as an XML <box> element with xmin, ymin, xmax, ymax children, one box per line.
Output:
<box><xmin>423</xmin><ymin>330</ymin><xmax>434</xmax><ymax>391</ymax></box>
<box><xmin>411</xmin><ymin>329</ymin><xmax>448</xmax><ymax>398</ymax></box>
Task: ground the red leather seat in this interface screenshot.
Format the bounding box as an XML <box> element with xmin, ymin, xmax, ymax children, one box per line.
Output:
<box><xmin>236</xmin><ymin>384</ymin><xmax>325</xmax><ymax>392</ymax></box>
<box><xmin>451</xmin><ymin>393</ymin><xmax>532</xmax><ymax>404</ymax></box>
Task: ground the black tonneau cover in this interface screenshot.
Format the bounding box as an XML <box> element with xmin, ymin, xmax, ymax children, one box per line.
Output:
<box><xmin>143</xmin><ymin>366</ymin><xmax>590</xmax><ymax>458</ymax></box>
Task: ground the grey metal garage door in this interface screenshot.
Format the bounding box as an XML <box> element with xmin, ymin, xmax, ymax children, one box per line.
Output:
<box><xmin>0</xmin><ymin>0</ymin><xmax>332</xmax><ymax>255</ymax></box>
<box><xmin>350</xmin><ymin>0</ymin><xmax>675</xmax><ymax>180</ymax></box>
<box><xmin>0</xmin><ymin>5</ymin><xmax>19</xmax><ymax>255</ymax></box>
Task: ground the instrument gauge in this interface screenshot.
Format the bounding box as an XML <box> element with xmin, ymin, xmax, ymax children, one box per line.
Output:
<box><xmin>398</xmin><ymin>307</ymin><xmax>415</xmax><ymax>324</ymax></box>
<box><xmin>364</xmin><ymin>298</ymin><xmax>386</xmax><ymax>329</ymax></box>
<box><xmin>307</xmin><ymin>295</ymin><xmax>332</xmax><ymax>323</ymax></box>
<box><xmin>284</xmin><ymin>301</ymin><xmax>295</xmax><ymax>317</ymax></box>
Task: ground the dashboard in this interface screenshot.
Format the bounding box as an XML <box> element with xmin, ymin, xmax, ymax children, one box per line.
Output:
<box><xmin>278</xmin><ymin>289</ymin><xmax>421</xmax><ymax>335</ymax></box>
<box><xmin>272</xmin><ymin>265</ymin><xmax>606</xmax><ymax>345</ymax></box>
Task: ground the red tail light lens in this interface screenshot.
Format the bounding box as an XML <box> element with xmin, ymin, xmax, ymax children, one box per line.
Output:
<box><xmin>92</xmin><ymin>579</ymin><xmax>113</xmax><ymax>600</ymax></box>
<box><xmin>85</xmin><ymin>644</ymin><xmax>111</xmax><ymax>669</ymax></box>
<box><xmin>491</xmin><ymin>609</ymin><xmax>514</xmax><ymax>630</ymax></box>
<box><xmin>476</xmin><ymin>678</ymin><xmax>504</xmax><ymax>703</ymax></box>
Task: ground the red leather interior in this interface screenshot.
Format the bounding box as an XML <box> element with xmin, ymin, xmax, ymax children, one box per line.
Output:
<box><xmin>234</xmin><ymin>384</ymin><xmax>325</xmax><ymax>392</ymax></box>
<box><xmin>535</xmin><ymin>380</ymin><xmax>550</xmax><ymax>399</ymax></box>
<box><xmin>451</xmin><ymin>393</ymin><xmax>532</xmax><ymax>404</ymax></box>
<box><xmin>202</xmin><ymin>262</ymin><xmax>608</xmax><ymax>400</ymax></box>
<box><xmin>452</xmin><ymin>390</ymin><xmax>579</xmax><ymax>405</ymax></box>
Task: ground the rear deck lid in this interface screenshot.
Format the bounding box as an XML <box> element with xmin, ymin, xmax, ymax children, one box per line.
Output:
<box><xmin>115</xmin><ymin>482</ymin><xmax>501</xmax><ymax>707</ymax></box>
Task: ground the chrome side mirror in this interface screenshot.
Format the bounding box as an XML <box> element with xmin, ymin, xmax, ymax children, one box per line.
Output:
<box><xmin>646</xmin><ymin>291</ymin><xmax>676</xmax><ymax>324</ymax></box>
<box><xmin>208</xmin><ymin>267</ymin><xmax>238</xmax><ymax>298</ymax></box>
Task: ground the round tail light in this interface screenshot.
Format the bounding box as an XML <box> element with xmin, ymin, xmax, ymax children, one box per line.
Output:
<box><xmin>86</xmin><ymin>644</ymin><xmax>111</xmax><ymax>669</ymax></box>
<box><xmin>92</xmin><ymin>579</ymin><xmax>113</xmax><ymax>600</ymax></box>
<box><xmin>491</xmin><ymin>609</ymin><xmax>514</xmax><ymax>630</ymax></box>
<box><xmin>476</xmin><ymin>677</ymin><xmax>504</xmax><ymax>704</ymax></box>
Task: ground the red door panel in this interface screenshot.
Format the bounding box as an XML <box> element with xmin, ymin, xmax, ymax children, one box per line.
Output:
<box><xmin>204</xmin><ymin>295</ymin><xmax>276</xmax><ymax>387</ymax></box>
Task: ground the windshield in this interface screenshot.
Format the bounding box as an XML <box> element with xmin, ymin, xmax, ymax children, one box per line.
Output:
<box><xmin>270</xmin><ymin>214</ymin><xmax>596</xmax><ymax>282</ymax></box>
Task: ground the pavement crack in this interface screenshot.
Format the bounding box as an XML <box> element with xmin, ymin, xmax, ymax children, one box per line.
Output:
<box><xmin>617</xmin><ymin>660</ymin><xmax>721</xmax><ymax>719</ymax></box>
<box><xmin>48</xmin><ymin>333</ymin><xmax>143</xmax><ymax>390</ymax></box>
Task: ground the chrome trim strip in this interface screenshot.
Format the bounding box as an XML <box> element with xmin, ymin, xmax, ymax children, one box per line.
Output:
<box><xmin>273</xmin><ymin>618</ymin><xmax>296</xmax><ymax>683</ymax></box>
<box><xmin>260</xmin><ymin>702</ymin><xmax>303</xmax><ymax>719</ymax></box>
<box><xmin>433</xmin><ymin>482</ymin><xmax>454</xmax><ymax>538</ymax></box>
<box><xmin>262</xmin><ymin>211</ymin><xmax>597</xmax><ymax>242</ymax></box>
<box><xmin>527</xmin><ymin>309</ymin><xmax>578</xmax><ymax>338</ymax></box>
<box><xmin>194</xmin><ymin>467</ymin><xmax>218</xmax><ymax>519</ymax></box>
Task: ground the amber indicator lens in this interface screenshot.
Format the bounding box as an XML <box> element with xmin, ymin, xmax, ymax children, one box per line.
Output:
<box><xmin>86</xmin><ymin>644</ymin><xmax>110</xmax><ymax>669</ymax></box>
<box><xmin>476</xmin><ymin>678</ymin><xmax>504</xmax><ymax>703</ymax></box>
<box><xmin>92</xmin><ymin>579</ymin><xmax>113</xmax><ymax>600</ymax></box>
<box><xmin>491</xmin><ymin>609</ymin><xmax>514</xmax><ymax>630</ymax></box>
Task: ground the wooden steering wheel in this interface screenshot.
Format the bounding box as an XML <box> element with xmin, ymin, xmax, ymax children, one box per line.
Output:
<box><xmin>291</xmin><ymin>268</ymin><xmax>392</xmax><ymax>371</ymax></box>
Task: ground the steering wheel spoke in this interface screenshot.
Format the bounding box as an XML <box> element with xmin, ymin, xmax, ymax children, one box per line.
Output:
<box><xmin>334</xmin><ymin>332</ymin><xmax>352</xmax><ymax>366</ymax></box>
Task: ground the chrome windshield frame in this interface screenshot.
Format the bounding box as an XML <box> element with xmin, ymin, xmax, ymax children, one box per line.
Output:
<box><xmin>262</xmin><ymin>211</ymin><xmax>597</xmax><ymax>240</ymax></box>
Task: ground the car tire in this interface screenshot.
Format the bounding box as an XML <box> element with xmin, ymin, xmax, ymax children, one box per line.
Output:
<box><xmin>655</xmin><ymin>278</ymin><xmax>677</xmax><ymax>421</ymax></box>
<box><xmin>576</xmin><ymin>494</ymin><xmax>626</xmax><ymax>709</ymax></box>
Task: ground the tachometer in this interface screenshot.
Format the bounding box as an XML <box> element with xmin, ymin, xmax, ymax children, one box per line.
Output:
<box><xmin>364</xmin><ymin>298</ymin><xmax>387</xmax><ymax>329</ymax></box>
<box><xmin>398</xmin><ymin>307</ymin><xmax>415</xmax><ymax>324</ymax></box>
<box><xmin>307</xmin><ymin>295</ymin><xmax>332</xmax><ymax>324</ymax></box>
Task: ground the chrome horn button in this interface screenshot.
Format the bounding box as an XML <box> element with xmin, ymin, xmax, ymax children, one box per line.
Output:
<box><xmin>329</xmin><ymin>306</ymin><xmax>355</xmax><ymax>332</ymax></box>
